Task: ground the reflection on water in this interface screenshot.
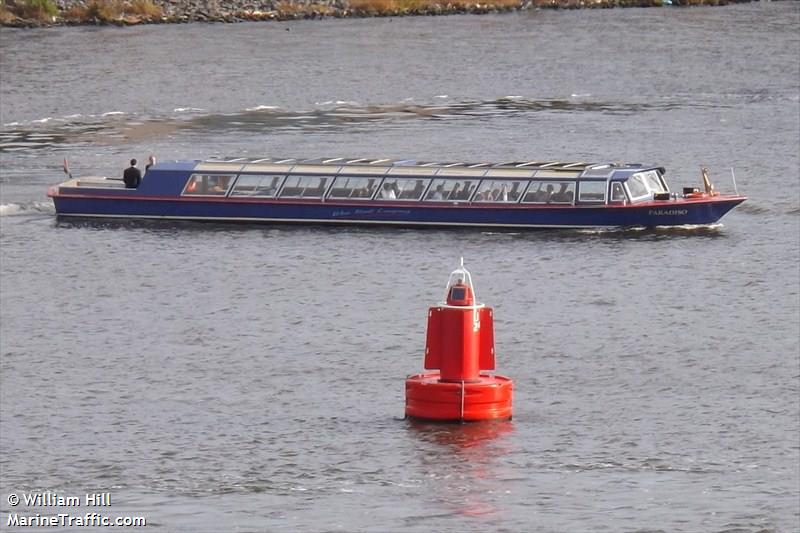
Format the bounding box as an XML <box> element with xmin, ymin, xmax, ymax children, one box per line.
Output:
<box><xmin>407</xmin><ymin>419</ymin><xmax>514</xmax><ymax>451</ymax></box>
<box><xmin>406</xmin><ymin>420</ymin><xmax>514</xmax><ymax>518</ymax></box>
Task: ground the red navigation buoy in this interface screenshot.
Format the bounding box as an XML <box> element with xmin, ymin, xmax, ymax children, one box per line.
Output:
<box><xmin>405</xmin><ymin>260</ymin><xmax>513</xmax><ymax>422</ymax></box>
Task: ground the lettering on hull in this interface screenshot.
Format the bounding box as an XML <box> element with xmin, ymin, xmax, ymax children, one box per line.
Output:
<box><xmin>648</xmin><ymin>209</ymin><xmax>689</xmax><ymax>216</ymax></box>
<box><xmin>332</xmin><ymin>208</ymin><xmax>412</xmax><ymax>218</ymax></box>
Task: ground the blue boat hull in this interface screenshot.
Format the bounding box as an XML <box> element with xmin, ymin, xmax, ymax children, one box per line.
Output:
<box><xmin>50</xmin><ymin>194</ymin><xmax>745</xmax><ymax>228</ymax></box>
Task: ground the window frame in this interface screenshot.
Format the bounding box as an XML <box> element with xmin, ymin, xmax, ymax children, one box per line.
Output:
<box><xmin>471</xmin><ymin>179</ymin><xmax>527</xmax><ymax>204</ymax></box>
<box><xmin>327</xmin><ymin>176</ymin><xmax>381</xmax><ymax>201</ymax></box>
<box><xmin>577</xmin><ymin>180</ymin><xmax>607</xmax><ymax>204</ymax></box>
<box><xmin>229</xmin><ymin>174</ymin><xmax>286</xmax><ymax>198</ymax></box>
<box><xmin>423</xmin><ymin>178</ymin><xmax>468</xmax><ymax>202</ymax></box>
<box><xmin>520</xmin><ymin>180</ymin><xmax>576</xmax><ymax>205</ymax></box>
<box><xmin>625</xmin><ymin>170</ymin><xmax>667</xmax><ymax>202</ymax></box>
<box><xmin>181</xmin><ymin>173</ymin><xmax>238</xmax><ymax>197</ymax></box>
<box><xmin>376</xmin><ymin>177</ymin><xmax>432</xmax><ymax>201</ymax></box>
<box><xmin>609</xmin><ymin>181</ymin><xmax>628</xmax><ymax>204</ymax></box>
<box><xmin>278</xmin><ymin>175</ymin><xmax>331</xmax><ymax>199</ymax></box>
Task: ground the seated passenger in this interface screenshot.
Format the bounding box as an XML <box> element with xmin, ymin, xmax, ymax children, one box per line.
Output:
<box><xmin>358</xmin><ymin>180</ymin><xmax>375</xmax><ymax>198</ymax></box>
<box><xmin>496</xmin><ymin>184</ymin><xmax>509</xmax><ymax>202</ymax></box>
<box><xmin>209</xmin><ymin>177</ymin><xmax>229</xmax><ymax>193</ymax></box>
<box><xmin>448</xmin><ymin>183</ymin><xmax>462</xmax><ymax>200</ymax></box>
<box><xmin>458</xmin><ymin>181</ymin><xmax>473</xmax><ymax>200</ymax></box>
<box><xmin>427</xmin><ymin>184</ymin><xmax>446</xmax><ymax>201</ymax></box>
<box><xmin>551</xmin><ymin>184</ymin><xmax>573</xmax><ymax>203</ymax></box>
<box><xmin>380</xmin><ymin>183</ymin><xmax>397</xmax><ymax>199</ymax></box>
<box><xmin>408</xmin><ymin>180</ymin><xmax>425</xmax><ymax>198</ymax></box>
<box><xmin>543</xmin><ymin>184</ymin><xmax>555</xmax><ymax>203</ymax></box>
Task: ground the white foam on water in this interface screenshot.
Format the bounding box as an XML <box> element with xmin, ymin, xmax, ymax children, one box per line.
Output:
<box><xmin>0</xmin><ymin>201</ymin><xmax>54</xmax><ymax>217</ymax></box>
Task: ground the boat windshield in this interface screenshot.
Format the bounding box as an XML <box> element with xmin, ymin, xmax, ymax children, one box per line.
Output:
<box><xmin>626</xmin><ymin>170</ymin><xmax>667</xmax><ymax>201</ymax></box>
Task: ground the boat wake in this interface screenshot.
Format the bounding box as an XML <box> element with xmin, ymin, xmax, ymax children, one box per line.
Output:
<box><xmin>0</xmin><ymin>201</ymin><xmax>55</xmax><ymax>217</ymax></box>
<box><xmin>575</xmin><ymin>224</ymin><xmax>725</xmax><ymax>237</ymax></box>
<box><xmin>0</xmin><ymin>95</ymin><xmax>734</xmax><ymax>154</ymax></box>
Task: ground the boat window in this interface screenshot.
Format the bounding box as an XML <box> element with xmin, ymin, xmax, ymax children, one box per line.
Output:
<box><xmin>626</xmin><ymin>173</ymin><xmax>650</xmax><ymax>199</ymax></box>
<box><xmin>610</xmin><ymin>182</ymin><xmax>627</xmax><ymax>204</ymax></box>
<box><xmin>472</xmin><ymin>180</ymin><xmax>526</xmax><ymax>203</ymax></box>
<box><xmin>328</xmin><ymin>176</ymin><xmax>380</xmax><ymax>200</ymax></box>
<box><xmin>578</xmin><ymin>181</ymin><xmax>607</xmax><ymax>203</ymax></box>
<box><xmin>626</xmin><ymin>170</ymin><xmax>667</xmax><ymax>201</ymax></box>
<box><xmin>446</xmin><ymin>180</ymin><xmax>477</xmax><ymax>201</ymax></box>
<box><xmin>641</xmin><ymin>170</ymin><xmax>666</xmax><ymax>193</ymax></box>
<box><xmin>424</xmin><ymin>179</ymin><xmax>468</xmax><ymax>202</ymax></box>
<box><xmin>229</xmin><ymin>174</ymin><xmax>285</xmax><ymax>197</ymax></box>
<box><xmin>521</xmin><ymin>181</ymin><xmax>575</xmax><ymax>204</ymax></box>
<box><xmin>278</xmin><ymin>175</ymin><xmax>329</xmax><ymax>199</ymax></box>
<box><xmin>377</xmin><ymin>178</ymin><xmax>431</xmax><ymax>200</ymax></box>
<box><xmin>182</xmin><ymin>174</ymin><xmax>236</xmax><ymax>196</ymax></box>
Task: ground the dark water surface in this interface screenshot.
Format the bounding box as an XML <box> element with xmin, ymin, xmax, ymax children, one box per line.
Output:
<box><xmin>1</xmin><ymin>4</ymin><xmax>799</xmax><ymax>532</ymax></box>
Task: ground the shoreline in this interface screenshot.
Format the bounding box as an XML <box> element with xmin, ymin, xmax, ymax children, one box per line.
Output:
<box><xmin>1</xmin><ymin>0</ymin><xmax>756</xmax><ymax>28</ymax></box>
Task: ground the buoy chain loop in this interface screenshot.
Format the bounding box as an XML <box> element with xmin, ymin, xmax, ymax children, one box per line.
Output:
<box><xmin>460</xmin><ymin>380</ymin><xmax>466</xmax><ymax>422</ymax></box>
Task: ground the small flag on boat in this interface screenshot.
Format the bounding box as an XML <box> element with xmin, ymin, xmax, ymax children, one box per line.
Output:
<box><xmin>62</xmin><ymin>158</ymin><xmax>72</xmax><ymax>179</ymax></box>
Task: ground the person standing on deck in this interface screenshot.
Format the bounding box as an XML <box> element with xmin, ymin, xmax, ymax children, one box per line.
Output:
<box><xmin>123</xmin><ymin>159</ymin><xmax>141</xmax><ymax>189</ymax></box>
<box><xmin>123</xmin><ymin>155</ymin><xmax>155</xmax><ymax>189</ymax></box>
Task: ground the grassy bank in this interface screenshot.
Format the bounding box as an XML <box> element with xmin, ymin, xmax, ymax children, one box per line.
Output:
<box><xmin>0</xmin><ymin>0</ymin><xmax>753</xmax><ymax>27</ymax></box>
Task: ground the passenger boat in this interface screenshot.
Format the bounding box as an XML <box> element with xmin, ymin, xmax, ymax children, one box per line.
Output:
<box><xmin>47</xmin><ymin>156</ymin><xmax>746</xmax><ymax>229</ymax></box>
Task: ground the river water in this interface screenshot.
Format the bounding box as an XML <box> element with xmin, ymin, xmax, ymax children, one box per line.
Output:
<box><xmin>1</xmin><ymin>3</ymin><xmax>799</xmax><ymax>532</ymax></box>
